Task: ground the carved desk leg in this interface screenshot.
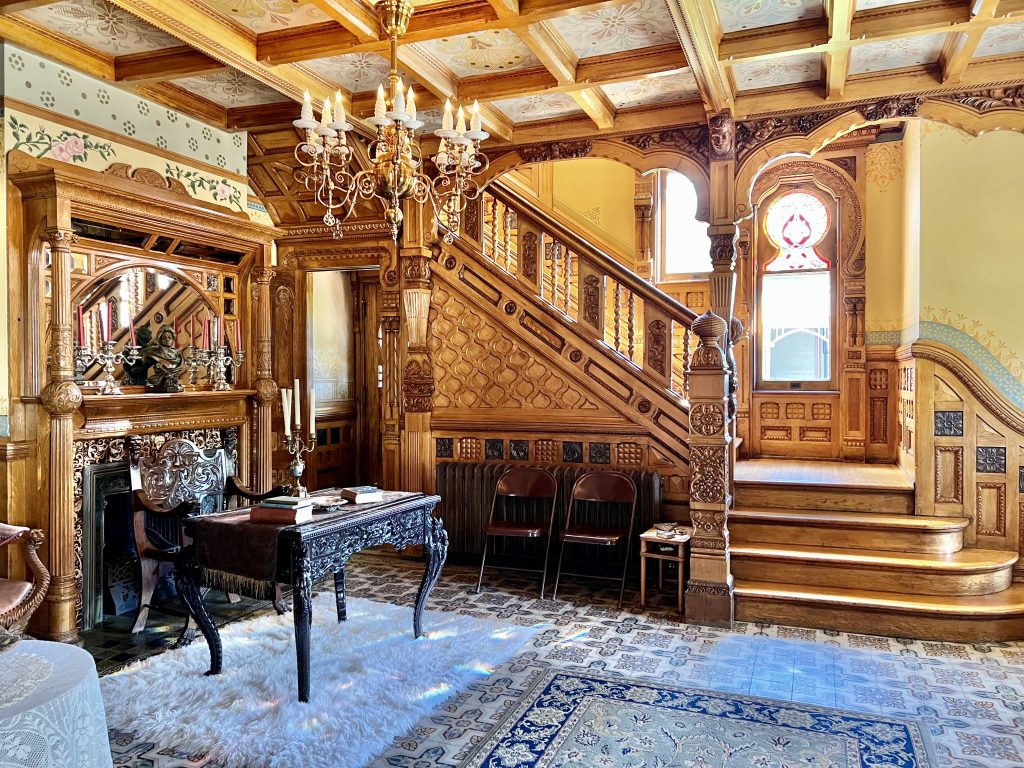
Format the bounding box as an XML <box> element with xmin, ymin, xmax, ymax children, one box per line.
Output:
<box><xmin>292</xmin><ymin>543</ymin><xmax>314</xmax><ymax>703</ymax></box>
<box><xmin>414</xmin><ymin>515</ymin><xmax>449</xmax><ymax>639</ymax></box>
<box><xmin>174</xmin><ymin>557</ymin><xmax>222</xmax><ymax>676</ymax></box>
<box><xmin>334</xmin><ymin>568</ymin><xmax>347</xmax><ymax>622</ymax></box>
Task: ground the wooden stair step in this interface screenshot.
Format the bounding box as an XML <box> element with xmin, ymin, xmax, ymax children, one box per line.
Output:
<box><xmin>730</xmin><ymin>507</ymin><xmax>968</xmax><ymax>553</ymax></box>
<box><xmin>735</xmin><ymin>482</ymin><xmax>914</xmax><ymax>514</ymax></box>
<box><xmin>734</xmin><ymin>581</ymin><xmax>1024</xmax><ymax>641</ymax></box>
<box><xmin>731</xmin><ymin>544</ymin><xmax>1017</xmax><ymax>595</ymax></box>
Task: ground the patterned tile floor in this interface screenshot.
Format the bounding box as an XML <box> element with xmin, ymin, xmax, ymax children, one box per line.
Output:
<box><xmin>87</xmin><ymin>554</ymin><xmax>1024</xmax><ymax>768</ymax></box>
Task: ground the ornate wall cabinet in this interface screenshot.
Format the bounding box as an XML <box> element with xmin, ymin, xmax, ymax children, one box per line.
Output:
<box><xmin>4</xmin><ymin>152</ymin><xmax>278</xmax><ymax>641</ymax></box>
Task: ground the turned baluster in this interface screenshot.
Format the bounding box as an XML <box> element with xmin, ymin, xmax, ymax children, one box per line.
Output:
<box><xmin>504</xmin><ymin>207</ymin><xmax>517</xmax><ymax>274</ymax></box>
<box><xmin>551</xmin><ymin>240</ymin><xmax>562</xmax><ymax>312</ymax></box>
<box><xmin>627</xmin><ymin>292</ymin><xmax>636</xmax><ymax>361</ymax></box>
<box><xmin>563</xmin><ymin>248</ymin><xmax>573</xmax><ymax>317</ymax></box>
<box><xmin>488</xmin><ymin>196</ymin><xmax>499</xmax><ymax>264</ymax></box>
<box><xmin>683</xmin><ymin>328</ymin><xmax>691</xmax><ymax>398</ymax></box>
<box><xmin>613</xmin><ymin>281</ymin><xmax>622</xmax><ymax>353</ymax></box>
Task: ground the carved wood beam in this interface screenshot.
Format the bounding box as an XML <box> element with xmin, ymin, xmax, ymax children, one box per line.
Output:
<box><xmin>570</xmin><ymin>87</ymin><xmax>617</xmax><ymax>129</ymax></box>
<box><xmin>115</xmin><ymin>46</ymin><xmax>225</xmax><ymax>84</ymax></box>
<box><xmin>0</xmin><ymin>16</ymin><xmax>113</xmax><ymax>79</ymax></box>
<box><xmin>510</xmin><ymin>99</ymin><xmax>706</xmax><ymax>143</ymax></box>
<box><xmin>486</xmin><ymin>0</ymin><xmax>520</xmax><ymax>19</ymax></box>
<box><xmin>227</xmin><ymin>101</ymin><xmax>302</xmax><ymax>129</ymax></box>
<box><xmin>941</xmin><ymin>0</ymin><xmax>1000</xmax><ymax>83</ymax></box>
<box><xmin>310</xmin><ymin>0</ymin><xmax>379</xmax><ymax>43</ymax></box>
<box><xmin>733</xmin><ymin>53</ymin><xmax>1024</xmax><ymax>116</ymax></box>
<box><xmin>133</xmin><ymin>82</ymin><xmax>228</xmax><ymax>127</ymax></box>
<box><xmin>105</xmin><ymin>0</ymin><xmax>360</xmax><ymax>126</ymax></box>
<box><xmin>825</xmin><ymin>0</ymin><xmax>854</xmax><ymax>98</ymax></box>
<box><xmin>256</xmin><ymin>0</ymin><xmax>637</xmax><ymax>64</ymax></box>
<box><xmin>665</xmin><ymin>0</ymin><xmax>734</xmax><ymax>114</ymax></box>
<box><xmin>518</xmin><ymin>21</ymin><xmax>578</xmax><ymax>84</ymax></box>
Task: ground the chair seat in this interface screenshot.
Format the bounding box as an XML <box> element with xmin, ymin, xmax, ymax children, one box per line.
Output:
<box><xmin>0</xmin><ymin>579</ymin><xmax>32</xmax><ymax>614</ymax></box>
<box><xmin>485</xmin><ymin>521</ymin><xmax>546</xmax><ymax>538</ymax></box>
<box><xmin>141</xmin><ymin>546</ymin><xmax>181</xmax><ymax>562</ymax></box>
<box><xmin>560</xmin><ymin>526</ymin><xmax>627</xmax><ymax>546</ymax></box>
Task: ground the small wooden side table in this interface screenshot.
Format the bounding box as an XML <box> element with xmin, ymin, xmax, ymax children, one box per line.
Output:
<box><xmin>639</xmin><ymin>526</ymin><xmax>691</xmax><ymax>613</ymax></box>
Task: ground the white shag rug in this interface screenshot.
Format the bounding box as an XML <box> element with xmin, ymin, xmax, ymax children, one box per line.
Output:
<box><xmin>100</xmin><ymin>595</ymin><xmax>539</xmax><ymax>768</ymax></box>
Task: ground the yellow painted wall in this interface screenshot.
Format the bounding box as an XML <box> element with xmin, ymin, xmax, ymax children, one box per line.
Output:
<box><xmin>901</xmin><ymin>120</ymin><xmax>922</xmax><ymax>339</ymax></box>
<box><xmin>552</xmin><ymin>158</ymin><xmax>636</xmax><ymax>257</ymax></box>
<box><xmin>918</xmin><ymin>121</ymin><xmax>1024</xmax><ymax>393</ymax></box>
<box><xmin>865</xmin><ymin>139</ymin><xmax>905</xmax><ymax>339</ymax></box>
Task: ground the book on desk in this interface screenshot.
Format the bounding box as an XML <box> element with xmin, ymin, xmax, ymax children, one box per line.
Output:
<box><xmin>339</xmin><ymin>486</ymin><xmax>384</xmax><ymax>504</ymax></box>
<box><xmin>250</xmin><ymin>503</ymin><xmax>314</xmax><ymax>524</ymax></box>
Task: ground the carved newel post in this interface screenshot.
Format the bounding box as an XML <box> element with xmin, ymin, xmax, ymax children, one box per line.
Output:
<box><xmin>685</xmin><ymin>311</ymin><xmax>735</xmax><ymax>627</ymax></box>
<box><xmin>40</xmin><ymin>228</ymin><xmax>83</xmax><ymax>642</ymax></box>
<box><xmin>252</xmin><ymin>264</ymin><xmax>277</xmax><ymax>491</ymax></box>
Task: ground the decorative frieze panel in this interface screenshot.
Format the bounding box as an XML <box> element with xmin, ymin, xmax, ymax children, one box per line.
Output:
<box><xmin>977</xmin><ymin>446</ymin><xmax>1007</xmax><ymax>474</ymax></box>
<box><xmin>935</xmin><ymin>410</ymin><xmax>965</xmax><ymax>437</ymax></box>
<box><xmin>510</xmin><ymin>440</ymin><xmax>529</xmax><ymax>461</ymax></box>
<box><xmin>485</xmin><ymin>439</ymin><xmax>504</xmax><ymax>460</ymax></box>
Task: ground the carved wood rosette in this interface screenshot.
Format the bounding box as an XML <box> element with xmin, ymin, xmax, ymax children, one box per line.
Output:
<box><xmin>685</xmin><ymin>311</ymin><xmax>735</xmax><ymax>628</ymax></box>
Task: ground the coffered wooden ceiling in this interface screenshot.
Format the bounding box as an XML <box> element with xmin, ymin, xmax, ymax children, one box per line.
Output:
<box><xmin>3</xmin><ymin>0</ymin><xmax>1023</xmax><ymax>144</ymax></box>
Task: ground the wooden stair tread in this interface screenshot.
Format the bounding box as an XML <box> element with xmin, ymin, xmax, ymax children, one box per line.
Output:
<box><xmin>735</xmin><ymin>459</ymin><xmax>913</xmax><ymax>492</ymax></box>
<box><xmin>731</xmin><ymin>508</ymin><xmax>970</xmax><ymax>531</ymax></box>
<box><xmin>731</xmin><ymin>543</ymin><xmax>1018</xmax><ymax>572</ymax></box>
<box><xmin>735</xmin><ymin>581</ymin><xmax>1024</xmax><ymax>616</ymax></box>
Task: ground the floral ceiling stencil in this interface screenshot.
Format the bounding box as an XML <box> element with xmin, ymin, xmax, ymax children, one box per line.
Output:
<box><xmin>550</xmin><ymin>0</ymin><xmax>678</xmax><ymax>58</ymax></box>
<box><xmin>855</xmin><ymin>0</ymin><xmax>920</xmax><ymax>10</ymax></box>
<box><xmin>200</xmin><ymin>0</ymin><xmax>328</xmax><ymax>33</ymax></box>
<box><xmin>731</xmin><ymin>53</ymin><xmax>821</xmax><ymax>90</ymax></box>
<box><xmin>302</xmin><ymin>53</ymin><xmax>393</xmax><ymax>93</ymax></box>
<box><xmin>975</xmin><ymin>21</ymin><xmax>1024</xmax><ymax>58</ymax></box>
<box><xmin>174</xmin><ymin>70</ymin><xmax>283</xmax><ymax>107</ymax></box>
<box><xmin>716</xmin><ymin>0</ymin><xmax>823</xmax><ymax>33</ymax></box>
<box><xmin>491</xmin><ymin>93</ymin><xmax>583</xmax><ymax>123</ymax></box>
<box><xmin>413</xmin><ymin>30</ymin><xmax>541</xmax><ymax>77</ymax></box>
<box><xmin>601</xmin><ymin>71</ymin><xmax>700</xmax><ymax>108</ymax></box>
<box><xmin>849</xmin><ymin>34</ymin><xmax>946</xmax><ymax>74</ymax></box>
<box><xmin>15</xmin><ymin>0</ymin><xmax>179</xmax><ymax>55</ymax></box>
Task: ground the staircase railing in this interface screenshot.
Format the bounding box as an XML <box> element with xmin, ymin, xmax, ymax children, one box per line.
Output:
<box><xmin>471</xmin><ymin>181</ymin><xmax>698</xmax><ymax>402</ymax></box>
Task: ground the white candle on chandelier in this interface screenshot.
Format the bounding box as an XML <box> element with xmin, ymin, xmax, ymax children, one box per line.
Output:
<box><xmin>374</xmin><ymin>84</ymin><xmax>387</xmax><ymax>119</ymax></box>
<box><xmin>394</xmin><ymin>82</ymin><xmax>406</xmax><ymax>114</ymax></box>
<box><xmin>455</xmin><ymin>105</ymin><xmax>466</xmax><ymax>134</ymax></box>
<box><xmin>300</xmin><ymin>90</ymin><xmax>313</xmax><ymax>121</ymax></box>
<box><xmin>321</xmin><ymin>96</ymin><xmax>332</xmax><ymax>126</ymax></box>
<box><xmin>471</xmin><ymin>100</ymin><xmax>482</xmax><ymax>132</ymax></box>
<box><xmin>334</xmin><ymin>90</ymin><xmax>345</xmax><ymax>123</ymax></box>
<box><xmin>442</xmin><ymin>98</ymin><xmax>454</xmax><ymax>131</ymax></box>
<box><xmin>407</xmin><ymin>86</ymin><xmax>416</xmax><ymax>120</ymax></box>
<box><xmin>281</xmin><ymin>388</ymin><xmax>293</xmax><ymax>438</ymax></box>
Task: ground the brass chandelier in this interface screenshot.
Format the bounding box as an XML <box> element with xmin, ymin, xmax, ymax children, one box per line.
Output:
<box><xmin>292</xmin><ymin>0</ymin><xmax>490</xmax><ymax>242</ymax></box>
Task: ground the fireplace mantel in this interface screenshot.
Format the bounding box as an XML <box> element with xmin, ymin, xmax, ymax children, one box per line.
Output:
<box><xmin>74</xmin><ymin>390</ymin><xmax>256</xmax><ymax>440</ymax></box>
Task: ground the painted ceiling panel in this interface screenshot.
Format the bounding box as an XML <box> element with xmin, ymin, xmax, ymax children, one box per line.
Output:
<box><xmin>855</xmin><ymin>0</ymin><xmax>921</xmax><ymax>10</ymax></box>
<box><xmin>549</xmin><ymin>0</ymin><xmax>678</xmax><ymax>58</ymax></box>
<box><xmin>849</xmin><ymin>33</ymin><xmax>945</xmax><ymax>74</ymax></box>
<box><xmin>198</xmin><ymin>0</ymin><xmax>329</xmax><ymax>33</ymax></box>
<box><xmin>716</xmin><ymin>0</ymin><xmax>824</xmax><ymax>34</ymax></box>
<box><xmin>15</xmin><ymin>0</ymin><xmax>180</xmax><ymax>55</ymax></box>
<box><xmin>731</xmin><ymin>53</ymin><xmax>821</xmax><ymax>90</ymax></box>
<box><xmin>174</xmin><ymin>70</ymin><xmax>284</xmax><ymax>107</ymax></box>
<box><xmin>302</xmin><ymin>53</ymin><xmax>393</xmax><ymax>93</ymax></box>
<box><xmin>491</xmin><ymin>92</ymin><xmax>585</xmax><ymax>123</ymax></box>
<box><xmin>975</xmin><ymin>21</ymin><xmax>1024</xmax><ymax>58</ymax></box>
<box><xmin>601</xmin><ymin>71</ymin><xmax>700</xmax><ymax>108</ymax></box>
<box><xmin>411</xmin><ymin>30</ymin><xmax>541</xmax><ymax>77</ymax></box>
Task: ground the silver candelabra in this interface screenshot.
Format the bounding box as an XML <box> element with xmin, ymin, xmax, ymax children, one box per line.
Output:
<box><xmin>282</xmin><ymin>432</ymin><xmax>317</xmax><ymax>497</ymax></box>
<box><xmin>208</xmin><ymin>346</ymin><xmax>245</xmax><ymax>391</ymax></box>
<box><xmin>74</xmin><ymin>341</ymin><xmax>141</xmax><ymax>395</ymax></box>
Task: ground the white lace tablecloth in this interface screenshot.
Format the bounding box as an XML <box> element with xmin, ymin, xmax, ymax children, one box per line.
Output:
<box><xmin>0</xmin><ymin>640</ymin><xmax>112</xmax><ymax>768</ymax></box>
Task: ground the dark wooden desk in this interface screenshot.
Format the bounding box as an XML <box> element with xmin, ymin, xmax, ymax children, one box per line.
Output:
<box><xmin>175</xmin><ymin>491</ymin><xmax>446</xmax><ymax>702</ymax></box>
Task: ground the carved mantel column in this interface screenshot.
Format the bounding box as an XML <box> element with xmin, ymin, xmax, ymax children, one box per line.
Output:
<box><xmin>251</xmin><ymin>263</ymin><xmax>276</xmax><ymax>491</ymax></box>
<box><xmin>39</xmin><ymin>228</ymin><xmax>83</xmax><ymax>642</ymax></box>
<box><xmin>685</xmin><ymin>311</ymin><xmax>735</xmax><ymax>628</ymax></box>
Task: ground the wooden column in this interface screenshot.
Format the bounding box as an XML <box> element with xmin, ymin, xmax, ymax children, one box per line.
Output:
<box><xmin>685</xmin><ymin>311</ymin><xmax>735</xmax><ymax>627</ymax></box>
<box><xmin>399</xmin><ymin>201</ymin><xmax>434</xmax><ymax>493</ymax></box>
<box><xmin>707</xmin><ymin>112</ymin><xmax>738</xmax><ymax>334</ymax></box>
<box><xmin>634</xmin><ymin>176</ymin><xmax>654</xmax><ymax>282</ymax></box>
<box><xmin>251</xmin><ymin>263</ymin><xmax>277</xmax><ymax>491</ymax></box>
<box><xmin>39</xmin><ymin>228</ymin><xmax>83</xmax><ymax>643</ymax></box>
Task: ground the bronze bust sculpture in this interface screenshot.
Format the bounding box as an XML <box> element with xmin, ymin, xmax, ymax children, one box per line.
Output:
<box><xmin>141</xmin><ymin>324</ymin><xmax>185</xmax><ymax>393</ymax></box>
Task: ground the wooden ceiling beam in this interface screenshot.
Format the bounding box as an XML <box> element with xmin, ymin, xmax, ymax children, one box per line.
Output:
<box><xmin>257</xmin><ymin>0</ymin><xmax>638</xmax><ymax>64</ymax></box>
<box><xmin>227</xmin><ymin>101</ymin><xmax>303</xmax><ymax>130</ymax></box>
<box><xmin>485</xmin><ymin>0</ymin><xmax>520</xmax><ymax>19</ymax></box>
<box><xmin>310</xmin><ymin>0</ymin><xmax>379</xmax><ymax>43</ymax></box>
<box><xmin>570</xmin><ymin>87</ymin><xmax>616</xmax><ymax>129</ymax></box>
<box><xmin>942</xmin><ymin>0</ymin><xmax>1001</xmax><ymax>83</ymax></box>
<box><xmin>517</xmin><ymin>21</ymin><xmax>578</xmax><ymax>84</ymax></box>
<box><xmin>825</xmin><ymin>0</ymin><xmax>855</xmax><ymax>99</ymax></box>
<box><xmin>0</xmin><ymin>0</ymin><xmax>61</xmax><ymax>11</ymax></box>
<box><xmin>664</xmin><ymin>0</ymin><xmax>734</xmax><ymax>113</ymax></box>
<box><xmin>0</xmin><ymin>16</ymin><xmax>113</xmax><ymax>79</ymax></box>
<box><xmin>133</xmin><ymin>82</ymin><xmax>228</xmax><ymax>127</ymax></box>
<box><xmin>510</xmin><ymin>98</ymin><xmax>705</xmax><ymax>143</ymax></box>
<box><xmin>115</xmin><ymin>46</ymin><xmax>224</xmax><ymax>84</ymax></box>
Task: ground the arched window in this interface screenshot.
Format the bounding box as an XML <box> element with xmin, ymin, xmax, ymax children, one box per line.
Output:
<box><xmin>758</xmin><ymin>188</ymin><xmax>834</xmax><ymax>386</ymax></box>
<box><xmin>657</xmin><ymin>170</ymin><xmax>710</xmax><ymax>279</ymax></box>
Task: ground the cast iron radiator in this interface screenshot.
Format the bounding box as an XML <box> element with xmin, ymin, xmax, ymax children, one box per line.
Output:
<box><xmin>434</xmin><ymin>461</ymin><xmax>662</xmax><ymax>570</ymax></box>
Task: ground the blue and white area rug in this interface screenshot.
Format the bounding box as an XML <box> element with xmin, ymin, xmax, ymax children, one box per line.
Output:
<box><xmin>100</xmin><ymin>596</ymin><xmax>539</xmax><ymax>768</ymax></box>
<box><xmin>465</xmin><ymin>670</ymin><xmax>935</xmax><ymax>767</ymax></box>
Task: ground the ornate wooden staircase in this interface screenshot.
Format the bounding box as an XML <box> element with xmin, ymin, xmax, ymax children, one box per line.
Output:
<box><xmin>731</xmin><ymin>459</ymin><xmax>1024</xmax><ymax>641</ymax></box>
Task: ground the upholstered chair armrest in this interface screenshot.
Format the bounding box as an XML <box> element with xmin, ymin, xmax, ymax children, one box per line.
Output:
<box><xmin>132</xmin><ymin>490</ymin><xmax>200</xmax><ymax>518</ymax></box>
<box><xmin>225</xmin><ymin>476</ymin><xmax>292</xmax><ymax>502</ymax></box>
<box><xmin>0</xmin><ymin>522</ymin><xmax>30</xmax><ymax>546</ymax></box>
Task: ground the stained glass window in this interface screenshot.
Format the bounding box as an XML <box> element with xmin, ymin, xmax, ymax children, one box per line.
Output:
<box><xmin>763</xmin><ymin>190</ymin><xmax>831</xmax><ymax>272</ymax></box>
<box><xmin>759</xmin><ymin>189</ymin><xmax>833</xmax><ymax>384</ymax></box>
